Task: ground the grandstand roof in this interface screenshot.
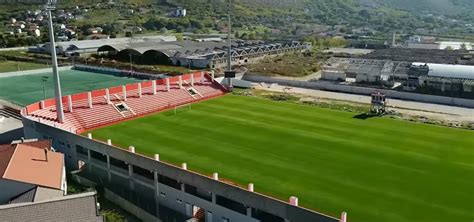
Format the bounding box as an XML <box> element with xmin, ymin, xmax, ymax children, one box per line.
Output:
<box><xmin>42</xmin><ymin>35</ymin><xmax>177</xmax><ymax>51</ymax></box>
<box><xmin>413</xmin><ymin>62</ymin><xmax>474</xmax><ymax>79</ymax></box>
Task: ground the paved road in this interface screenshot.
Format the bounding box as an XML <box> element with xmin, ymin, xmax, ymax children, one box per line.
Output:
<box><xmin>256</xmin><ymin>84</ymin><xmax>474</xmax><ymax>122</ymax></box>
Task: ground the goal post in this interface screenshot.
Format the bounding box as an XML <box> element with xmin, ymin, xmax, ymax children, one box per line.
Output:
<box><xmin>173</xmin><ymin>103</ymin><xmax>192</xmax><ymax>115</ymax></box>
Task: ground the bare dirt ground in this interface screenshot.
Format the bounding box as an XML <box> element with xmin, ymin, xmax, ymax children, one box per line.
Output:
<box><xmin>254</xmin><ymin>83</ymin><xmax>474</xmax><ymax>125</ymax></box>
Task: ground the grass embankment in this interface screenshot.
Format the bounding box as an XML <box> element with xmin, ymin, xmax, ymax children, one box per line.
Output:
<box><xmin>90</xmin><ymin>95</ymin><xmax>474</xmax><ymax>222</ymax></box>
<box><xmin>0</xmin><ymin>60</ymin><xmax>49</xmax><ymax>73</ymax></box>
<box><xmin>248</xmin><ymin>53</ymin><xmax>323</xmax><ymax>77</ymax></box>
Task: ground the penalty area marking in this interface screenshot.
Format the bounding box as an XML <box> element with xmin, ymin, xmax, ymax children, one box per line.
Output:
<box><xmin>173</xmin><ymin>103</ymin><xmax>192</xmax><ymax>115</ymax></box>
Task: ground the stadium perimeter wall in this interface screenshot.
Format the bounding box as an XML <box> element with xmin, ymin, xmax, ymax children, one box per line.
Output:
<box><xmin>0</xmin><ymin>66</ymin><xmax>73</xmax><ymax>78</ymax></box>
<box><xmin>22</xmin><ymin>117</ymin><xmax>339</xmax><ymax>222</ymax></box>
<box><xmin>243</xmin><ymin>73</ymin><xmax>474</xmax><ymax>108</ymax></box>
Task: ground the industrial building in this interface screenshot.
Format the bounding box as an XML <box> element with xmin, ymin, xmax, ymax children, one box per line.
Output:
<box><xmin>97</xmin><ymin>40</ymin><xmax>311</xmax><ymax>69</ymax></box>
<box><xmin>29</xmin><ymin>37</ymin><xmax>310</xmax><ymax>69</ymax></box>
<box><xmin>321</xmin><ymin>57</ymin><xmax>411</xmax><ymax>85</ymax></box>
<box><xmin>405</xmin><ymin>36</ymin><xmax>473</xmax><ymax>50</ymax></box>
<box><xmin>28</xmin><ymin>35</ymin><xmax>177</xmax><ymax>57</ymax></box>
<box><xmin>410</xmin><ymin>63</ymin><xmax>474</xmax><ymax>97</ymax></box>
<box><xmin>321</xmin><ymin>57</ymin><xmax>474</xmax><ymax>98</ymax></box>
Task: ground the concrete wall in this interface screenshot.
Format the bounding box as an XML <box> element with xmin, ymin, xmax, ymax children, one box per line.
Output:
<box><xmin>103</xmin><ymin>188</ymin><xmax>160</xmax><ymax>222</ymax></box>
<box><xmin>243</xmin><ymin>73</ymin><xmax>474</xmax><ymax>108</ymax></box>
<box><xmin>0</xmin><ymin>178</ymin><xmax>35</xmax><ymax>204</ymax></box>
<box><xmin>22</xmin><ymin>117</ymin><xmax>339</xmax><ymax>222</ymax></box>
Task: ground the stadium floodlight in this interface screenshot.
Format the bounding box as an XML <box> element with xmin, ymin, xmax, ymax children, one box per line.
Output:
<box><xmin>45</xmin><ymin>0</ymin><xmax>65</xmax><ymax>123</ymax></box>
<box><xmin>224</xmin><ymin>0</ymin><xmax>234</xmax><ymax>92</ymax></box>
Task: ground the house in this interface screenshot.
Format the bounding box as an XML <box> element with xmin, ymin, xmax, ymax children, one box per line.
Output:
<box><xmin>170</xmin><ymin>7</ymin><xmax>187</xmax><ymax>17</ymax></box>
<box><xmin>87</xmin><ymin>27</ymin><xmax>103</xmax><ymax>34</ymax></box>
<box><xmin>0</xmin><ymin>139</ymin><xmax>104</xmax><ymax>221</ymax></box>
<box><xmin>0</xmin><ymin>139</ymin><xmax>66</xmax><ymax>204</ymax></box>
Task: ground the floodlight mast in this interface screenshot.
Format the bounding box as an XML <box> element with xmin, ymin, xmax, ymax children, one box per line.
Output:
<box><xmin>226</xmin><ymin>0</ymin><xmax>232</xmax><ymax>72</ymax></box>
<box><xmin>45</xmin><ymin>0</ymin><xmax>64</xmax><ymax>123</ymax></box>
<box><xmin>225</xmin><ymin>0</ymin><xmax>233</xmax><ymax>91</ymax></box>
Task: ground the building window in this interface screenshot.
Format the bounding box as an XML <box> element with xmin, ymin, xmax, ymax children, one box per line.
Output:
<box><xmin>76</xmin><ymin>145</ymin><xmax>88</xmax><ymax>155</ymax></box>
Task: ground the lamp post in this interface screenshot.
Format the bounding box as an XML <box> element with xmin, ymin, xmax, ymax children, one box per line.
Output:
<box><xmin>42</xmin><ymin>76</ymin><xmax>49</xmax><ymax>100</ymax></box>
<box><xmin>45</xmin><ymin>0</ymin><xmax>64</xmax><ymax>123</ymax></box>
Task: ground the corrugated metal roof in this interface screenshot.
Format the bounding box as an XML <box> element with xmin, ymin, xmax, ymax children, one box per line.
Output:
<box><xmin>413</xmin><ymin>63</ymin><xmax>474</xmax><ymax>79</ymax></box>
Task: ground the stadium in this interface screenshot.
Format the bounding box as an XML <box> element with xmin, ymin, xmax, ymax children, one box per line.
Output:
<box><xmin>19</xmin><ymin>66</ymin><xmax>341</xmax><ymax>222</ymax></box>
<box><xmin>16</xmin><ymin>65</ymin><xmax>474</xmax><ymax>222</ymax></box>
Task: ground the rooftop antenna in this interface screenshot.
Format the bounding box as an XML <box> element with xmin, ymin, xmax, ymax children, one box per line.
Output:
<box><xmin>45</xmin><ymin>0</ymin><xmax>64</xmax><ymax>123</ymax></box>
<box><xmin>224</xmin><ymin>0</ymin><xmax>235</xmax><ymax>91</ymax></box>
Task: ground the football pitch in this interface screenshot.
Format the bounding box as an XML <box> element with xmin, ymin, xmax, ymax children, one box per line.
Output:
<box><xmin>0</xmin><ymin>69</ymin><xmax>141</xmax><ymax>106</ymax></box>
<box><xmin>90</xmin><ymin>95</ymin><xmax>474</xmax><ymax>222</ymax></box>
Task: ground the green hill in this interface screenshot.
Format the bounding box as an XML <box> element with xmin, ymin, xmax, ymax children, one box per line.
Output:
<box><xmin>371</xmin><ymin>0</ymin><xmax>473</xmax><ymax>14</ymax></box>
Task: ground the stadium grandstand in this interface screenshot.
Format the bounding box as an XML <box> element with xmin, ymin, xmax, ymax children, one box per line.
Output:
<box><xmin>20</xmin><ymin>66</ymin><xmax>342</xmax><ymax>222</ymax></box>
<box><xmin>24</xmin><ymin>70</ymin><xmax>225</xmax><ymax>134</ymax></box>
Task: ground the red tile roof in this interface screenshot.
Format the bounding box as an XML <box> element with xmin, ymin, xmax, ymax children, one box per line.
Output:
<box><xmin>0</xmin><ymin>140</ymin><xmax>63</xmax><ymax>190</ymax></box>
<box><xmin>0</xmin><ymin>144</ymin><xmax>16</xmax><ymax>176</ymax></box>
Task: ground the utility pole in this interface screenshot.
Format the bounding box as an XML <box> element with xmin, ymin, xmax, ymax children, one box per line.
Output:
<box><xmin>46</xmin><ymin>0</ymin><xmax>64</xmax><ymax>123</ymax></box>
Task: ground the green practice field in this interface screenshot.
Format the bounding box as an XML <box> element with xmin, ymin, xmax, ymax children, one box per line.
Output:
<box><xmin>90</xmin><ymin>95</ymin><xmax>474</xmax><ymax>222</ymax></box>
<box><xmin>0</xmin><ymin>70</ymin><xmax>140</xmax><ymax>106</ymax></box>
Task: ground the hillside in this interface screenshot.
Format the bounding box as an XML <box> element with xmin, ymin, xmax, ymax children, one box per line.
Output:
<box><xmin>369</xmin><ymin>0</ymin><xmax>474</xmax><ymax>14</ymax></box>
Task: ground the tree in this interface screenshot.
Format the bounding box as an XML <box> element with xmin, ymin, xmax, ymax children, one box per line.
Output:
<box><xmin>190</xmin><ymin>19</ymin><xmax>204</xmax><ymax>29</ymax></box>
<box><xmin>125</xmin><ymin>31</ymin><xmax>133</xmax><ymax>37</ymax></box>
<box><xmin>176</xmin><ymin>26</ymin><xmax>185</xmax><ymax>33</ymax></box>
<box><xmin>144</xmin><ymin>18</ymin><xmax>158</xmax><ymax>30</ymax></box>
<box><xmin>166</xmin><ymin>20</ymin><xmax>177</xmax><ymax>30</ymax></box>
<box><xmin>175</xmin><ymin>33</ymin><xmax>183</xmax><ymax>41</ymax></box>
<box><xmin>358</xmin><ymin>9</ymin><xmax>370</xmax><ymax>20</ymax></box>
<box><xmin>6</xmin><ymin>37</ymin><xmax>17</xmax><ymax>47</ymax></box>
<box><xmin>160</xmin><ymin>28</ymin><xmax>168</xmax><ymax>34</ymax></box>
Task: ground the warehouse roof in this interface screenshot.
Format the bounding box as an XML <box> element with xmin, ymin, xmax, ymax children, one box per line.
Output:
<box><xmin>413</xmin><ymin>62</ymin><xmax>474</xmax><ymax>79</ymax></box>
<box><xmin>42</xmin><ymin>35</ymin><xmax>177</xmax><ymax>51</ymax></box>
<box><xmin>99</xmin><ymin>40</ymin><xmax>308</xmax><ymax>61</ymax></box>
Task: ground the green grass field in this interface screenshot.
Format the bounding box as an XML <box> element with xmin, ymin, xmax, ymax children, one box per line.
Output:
<box><xmin>89</xmin><ymin>95</ymin><xmax>474</xmax><ymax>222</ymax></box>
<box><xmin>0</xmin><ymin>70</ymin><xmax>140</xmax><ymax>106</ymax></box>
<box><xmin>0</xmin><ymin>60</ymin><xmax>49</xmax><ymax>73</ymax></box>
